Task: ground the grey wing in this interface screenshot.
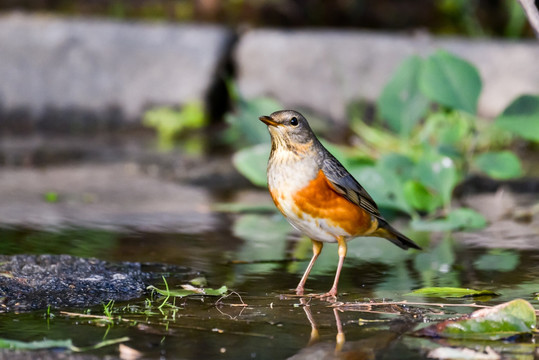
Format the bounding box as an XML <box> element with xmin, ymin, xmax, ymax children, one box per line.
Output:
<box><xmin>321</xmin><ymin>155</ymin><xmax>381</xmax><ymax>217</ymax></box>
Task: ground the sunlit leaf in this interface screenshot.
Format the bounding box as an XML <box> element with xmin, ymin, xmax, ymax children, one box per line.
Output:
<box><xmin>411</xmin><ymin>208</ymin><xmax>487</xmax><ymax>231</ymax></box>
<box><xmin>378</xmin><ymin>55</ymin><xmax>430</xmax><ymax>136</ymax></box>
<box><xmin>415</xmin><ymin>299</ymin><xmax>536</xmax><ymax>340</ymax></box>
<box><xmin>419</xmin><ymin>50</ymin><xmax>482</xmax><ymax>114</ymax></box>
<box><xmin>147</xmin><ymin>284</ymin><xmax>227</xmax><ymax>297</ymax></box>
<box><xmin>473</xmin><ymin>151</ymin><xmax>523</xmax><ymax>179</ymax></box>
<box><xmin>406</xmin><ymin>287</ymin><xmax>498</xmax><ymax>298</ymax></box>
<box><xmin>495</xmin><ymin>95</ymin><xmax>539</xmax><ymax>142</ymax></box>
<box><xmin>232</xmin><ymin>143</ymin><xmax>270</xmax><ymax>187</ymax></box>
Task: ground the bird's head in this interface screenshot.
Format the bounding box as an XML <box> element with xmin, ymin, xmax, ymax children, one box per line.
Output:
<box><xmin>259</xmin><ymin>110</ymin><xmax>316</xmax><ymax>151</ymax></box>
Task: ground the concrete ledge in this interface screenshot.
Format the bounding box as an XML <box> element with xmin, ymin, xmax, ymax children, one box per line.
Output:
<box><xmin>235</xmin><ymin>30</ymin><xmax>539</xmax><ymax>122</ymax></box>
<box><xmin>0</xmin><ymin>13</ymin><xmax>233</xmax><ymax>130</ymax></box>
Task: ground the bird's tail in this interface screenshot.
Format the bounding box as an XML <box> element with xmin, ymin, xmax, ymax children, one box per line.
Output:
<box><xmin>374</xmin><ymin>219</ymin><xmax>421</xmax><ymax>250</ymax></box>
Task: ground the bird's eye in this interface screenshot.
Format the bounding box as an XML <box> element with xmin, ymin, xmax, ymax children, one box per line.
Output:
<box><xmin>290</xmin><ymin>117</ymin><xmax>299</xmax><ymax>126</ymax></box>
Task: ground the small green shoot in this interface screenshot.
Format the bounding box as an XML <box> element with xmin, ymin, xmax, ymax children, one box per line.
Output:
<box><xmin>147</xmin><ymin>276</ymin><xmax>228</xmax><ymax>308</ymax></box>
<box><xmin>103</xmin><ymin>300</ymin><xmax>115</xmax><ymax>319</ymax></box>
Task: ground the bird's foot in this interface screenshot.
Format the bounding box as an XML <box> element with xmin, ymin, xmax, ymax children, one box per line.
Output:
<box><xmin>316</xmin><ymin>288</ymin><xmax>338</xmax><ymax>302</ymax></box>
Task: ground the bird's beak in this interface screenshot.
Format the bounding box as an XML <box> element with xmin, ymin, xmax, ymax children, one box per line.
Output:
<box><xmin>259</xmin><ymin>115</ymin><xmax>279</xmax><ymax>127</ymax></box>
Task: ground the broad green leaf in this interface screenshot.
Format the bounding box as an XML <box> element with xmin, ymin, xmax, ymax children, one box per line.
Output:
<box><xmin>474</xmin><ymin>250</ymin><xmax>519</xmax><ymax>272</ymax></box>
<box><xmin>147</xmin><ymin>284</ymin><xmax>227</xmax><ymax>297</ymax></box>
<box><xmin>495</xmin><ymin>95</ymin><xmax>539</xmax><ymax>142</ymax></box>
<box><xmin>232</xmin><ymin>143</ymin><xmax>270</xmax><ymax>187</ymax></box>
<box><xmin>473</xmin><ymin>151</ymin><xmax>523</xmax><ymax>179</ymax></box>
<box><xmin>350</xmin><ymin>165</ymin><xmax>414</xmax><ymax>215</ymax></box>
<box><xmin>411</xmin><ymin>208</ymin><xmax>487</xmax><ymax>231</ymax></box>
<box><xmin>420</xmin><ymin>110</ymin><xmax>474</xmax><ymax>148</ymax></box>
<box><xmin>415</xmin><ymin>299</ymin><xmax>536</xmax><ymax>340</ymax></box>
<box><xmin>419</xmin><ymin>50</ymin><xmax>482</xmax><ymax>114</ymax></box>
<box><xmin>415</xmin><ymin>154</ymin><xmax>458</xmax><ymax>207</ymax></box>
<box><xmin>406</xmin><ymin>287</ymin><xmax>498</xmax><ymax>298</ymax></box>
<box><xmin>378</xmin><ymin>153</ymin><xmax>416</xmax><ymax>180</ymax></box>
<box><xmin>403</xmin><ymin>180</ymin><xmax>441</xmax><ymax>213</ymax></box>
<box><xmin>378</xmin><ymin>56</ymin><xmax>430</xmax><ymax>136</ymax></box>
<box><xmin>225</xmin><ymin>97</ymin><xmax>281</xmax><ymax>146</ymax></box>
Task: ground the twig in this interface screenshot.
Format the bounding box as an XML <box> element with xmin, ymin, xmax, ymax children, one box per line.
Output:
<box><xmin>518</xmin><ymin>0</ymin><xmax>539</xmax><ymax>38</ymax></box>
<box><xmin>330</xmin><ymin>300</ymin><xmax>491</xmax><ymax>309</ymax></box>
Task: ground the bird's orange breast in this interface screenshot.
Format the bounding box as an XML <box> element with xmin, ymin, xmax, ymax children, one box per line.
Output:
<box><xmin>291</xmin><ymin>170</ymin><xmax>376</xmax><ymax>236</ymax></box>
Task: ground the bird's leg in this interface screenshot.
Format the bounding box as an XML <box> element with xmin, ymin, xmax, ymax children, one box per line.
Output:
<box><xmin>333</xmin><ymin>308</ymin><xmax>345</xmax><ymax>353</ymax></box>
<box><xmin>322</xmin><ymin>236</ymin><xmax>347</xmax><ymax>298</ymax></box>
<box><xmin>295</xmin><ymin>240</ymin><xmax>323</xmax><ymax>295</ymax></box>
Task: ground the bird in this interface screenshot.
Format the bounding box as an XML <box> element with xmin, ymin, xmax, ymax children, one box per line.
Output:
<box><xmin>259</xmin><ymin>110</ymin><xmax>421</xmax><ymax>298</ymax></box>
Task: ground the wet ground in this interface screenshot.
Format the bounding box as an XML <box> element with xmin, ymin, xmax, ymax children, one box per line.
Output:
<box><xmin>0</xmin><ymin>135</ymin><xmax>538</xmax><ymax>359</ymax></box>
<box><xmin>1</xmin><ymin>222</ymin><xmax>539</xmax><ymax>359</ymax></box>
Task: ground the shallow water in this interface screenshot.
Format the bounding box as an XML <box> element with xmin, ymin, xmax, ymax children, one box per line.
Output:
<box><xmin>1</xmin><ymin>218</ymin><xmax>538</xmax><ymax>359</ymax></box>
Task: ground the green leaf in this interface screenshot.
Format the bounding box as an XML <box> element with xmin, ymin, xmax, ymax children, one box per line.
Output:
<box><xmin>232</xmin><ymin>143</ymin><xmax>270</xmax><ymax>187</ymax></box>
<box><xmin>415</xmin><ymin>299</ymin><xmax>536</xmax><ymax>340</ymax></box>
<box><xmin>406</xmin><ymin>287</ymin><xmax>499</xmax><ymax>298</ymax></box>
<box><xmin>411</xmin><ymin>208</ymin><xmax>487</xmax><ymax>231</ymax></box>
<box><xmin>495</xmin><ymin>95</ymin><xmax>539</xmax><ymax>142</ymax></box>
<box><xmin>147</xmin><ymin>284</ymin><xmax>227</xmax><ymax>298</ymax></box>
<box><xmin>378</xmin><ymin>56</ymin><xmax>430</xmax><ymax>136</ymax></box>
<box><xmin>350</xmin><ymin>165</ymin><xmax>414</xmax><ymax>215</ymax></box>
<box><xmin>473</xmin><ymin>151</ymin><xmax>523</xmax><ymax>179</ymax></box>
<box><xmin>403</xmin><ymin>180</ymin><xmax>441</xmax><ymax>213</ymax></box>
<box><xmin>415</xmin><ymin>154</ymin><xmax>458</xmax><ymax>207</ymax></box>
<box><xmin>378</xmin><ymin>153</ymin><xmax>416</xmax><ymax>180</ymax></box>
<box><xmin>419</xmin><ymin>50</ymin><xmax>482</xmax><ymax>114</ymax></box>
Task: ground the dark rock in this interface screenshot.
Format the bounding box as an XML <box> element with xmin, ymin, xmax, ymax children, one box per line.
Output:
<box><xmin>0</xmin><ymin>254</ymin><xmax>195</xmax><ymax>311</ymax></box>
